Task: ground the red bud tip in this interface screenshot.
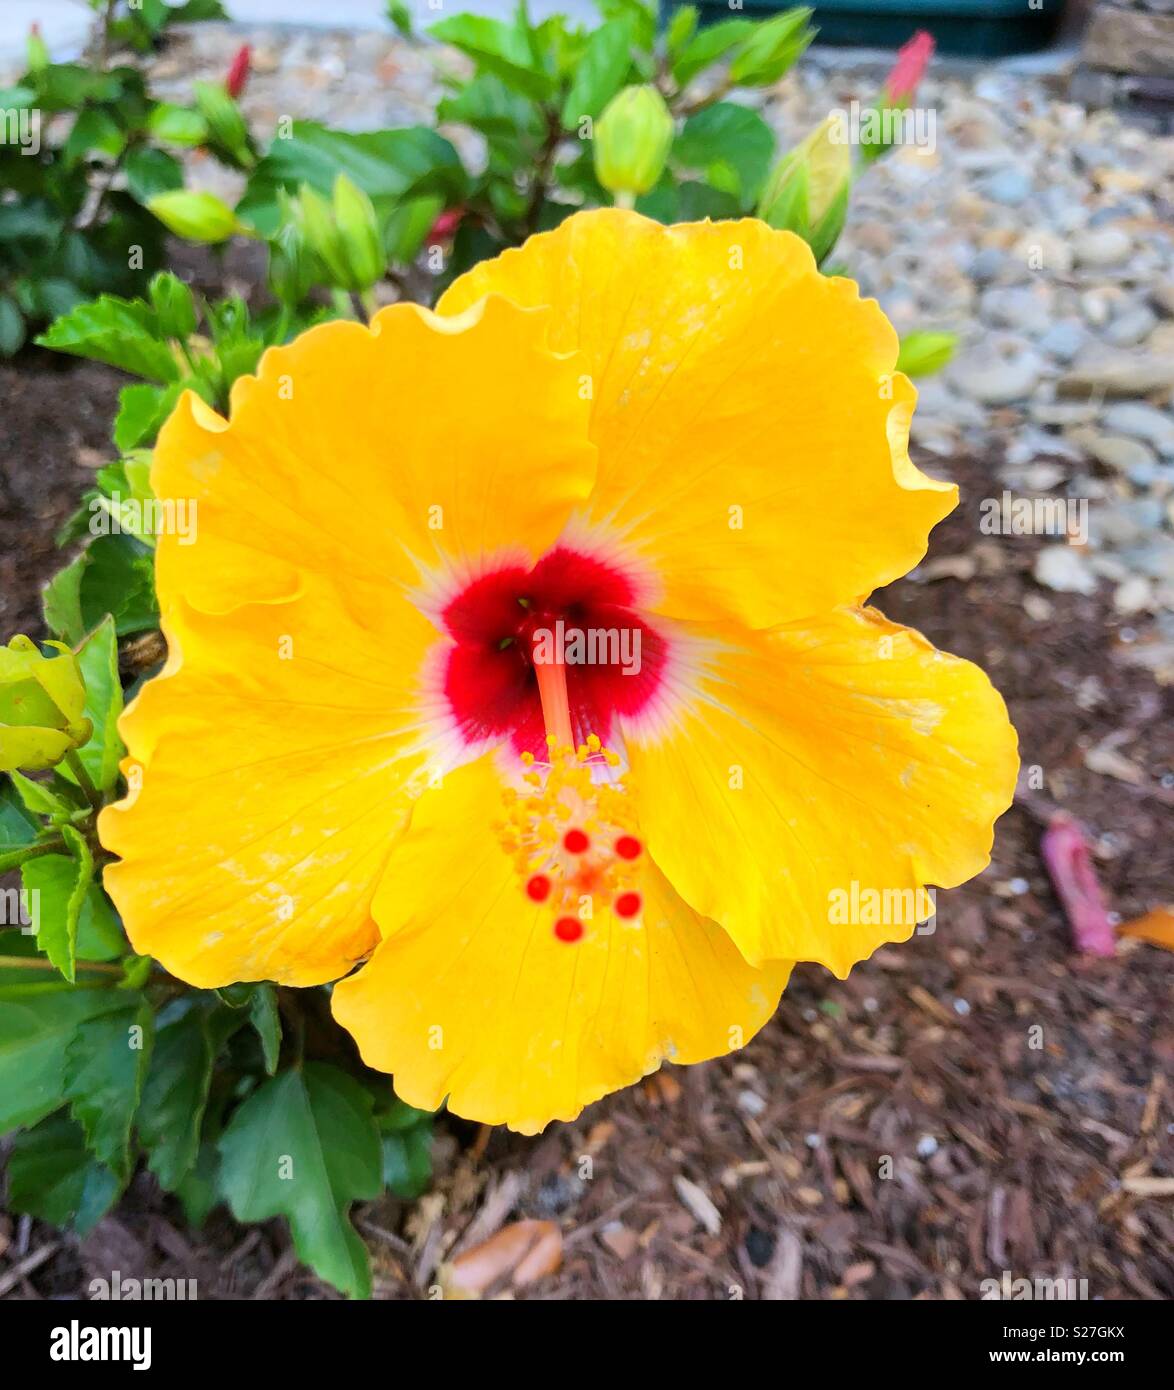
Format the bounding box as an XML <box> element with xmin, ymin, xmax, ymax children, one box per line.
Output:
<box><xmin>884</xmin><ymin>30</ymin><xmax>934</xmax><ymax>106</ymax></box>
<box><xmin>226</xmin><ymin>43</ymin><xmax>252</xmax><ymax>100</ymax></box>
<box><xmin>428</xmin><ymin>207</ymin><xmax>464</xmax><ymax>244</ymax></box>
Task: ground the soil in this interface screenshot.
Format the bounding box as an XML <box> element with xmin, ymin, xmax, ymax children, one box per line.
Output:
<box><xmin>1</xmin><ymin>355</ymin><xmax>1171</xmax><ymax>1301</ymax></box>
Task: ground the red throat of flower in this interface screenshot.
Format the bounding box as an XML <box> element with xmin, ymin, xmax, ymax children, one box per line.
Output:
<box><xmin>441</xmin><ymin>546</ymin><xmax>668</xmax><ymax>757</ymax></box>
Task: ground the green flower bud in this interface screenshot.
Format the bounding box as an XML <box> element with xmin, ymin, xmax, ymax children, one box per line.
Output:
<box><xmin>895</xmin><ymin>331</ymin><xmax>958</xmax><ymax>378</ymax></box>
<box><xmin>757</xmin><ymin>115</ymin><xmax>852</xmax><ymax>265</ymax></box>
<box><xmin>728</xmin><ymin>9</ymin><xmax>815</xmax><ymax>87</ymax></box>
<box><xmin>268</xmin><ymin>204</ymin><xmax>318</xmax><ymax>306</ymax></box>
<box><xmin>0</xmin><ymin>635</ymin><xmax>91</xmax><ymax>773</ymax></box>
<box><xmin>148</xmin><ymin>189</ymin><xmax>240</xmax><ymax>244</ymax></box>
<box><xmin>149</xmin><ymin>271</ymin><xmax>198</xmax><ymax>341</ymax></box>
<box><xmin>293</xmin><ymin>185</ymin><xmax>351</xmax><ymax>289</ymax></box>
<box><xmin>192</xmin><ymin>79</ymin><xmax>253</xmax><ymax>168</ymax></box>
<box><xmin>332</xmin><ymin>175</ymin><xmax>385</xmax><ymax>291</ymax></box>
<box><xmin>26</xmin><ymin>24</ymin><xmax>49</xmax><ymax>76</ymax></box>
<box><xmin>594</xmin><ymin>86</ymin><xmax>675</xmax><ymax>200</ymax></box>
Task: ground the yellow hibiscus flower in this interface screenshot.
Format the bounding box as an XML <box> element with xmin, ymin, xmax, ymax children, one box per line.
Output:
<box><xmin>98</xmin><ymin>210</ymin><xmax>1018</xmax><ymax>1134</ymax></box>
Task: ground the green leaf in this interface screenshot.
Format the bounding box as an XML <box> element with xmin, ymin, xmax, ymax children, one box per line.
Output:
<box><xmin>727</xmin><ymin>8</ymin><xmax>814</xmax><ymax>87</ymax></box>
<box><xmin>63</xmin><ymin>107</ymin><xmax>126</xmax><ymax>166</ymax></box>
<box><xmin>65</xmin><ymin>616</ymin><xmax>124</xmax><ymax>793</ymax></box>
<box><xmin>437</xmin><ymin>74</ymin><xmax>543</xmax><ymax>145</ymax></box>
<box><xmin>42</xmin><ymin>555</ymin><xmax>87</xmax><ymax>646</ymax></box>
<box><xmin>8</xmin><ymin>770</ymin><xmax>80</xmax><ymax>821</ymax></box>
<box><xmin>125</xmin><ymin>147</ymin><xmax>185</xmax><ymax>205</ymax></box>
<box><xmin>673</xmin><ymin>102</ymin><xmax>775</xmax><ymax>206</ymax></box>
<box><xmin>138</xmin><ymin>1000</ymin><xmax>219</xmax><ymax>1190</ymax></box>
<box><xmin>665</xmin><ymin>5</ymin><xmax>699</xmax><ymax>60</ymax></box>
<box><xmin>76</xmin><ymin>883</ymin><xmax>126</xmax><ymax>962</ymax></box>
<box><xmin>0</xmin><ymin>989</ymin><xmax>129</xmax><ymax>1133</ymax></box>
<box><xmin>36</xmin><ymin>295</ymin><xmax>178</xmax><ymax>382</ymax></box>
<box><xmin>239</xmin><ymin>123</ymin><xmax>467</xmax><ymax>236</ymax></box>
<box><xmin>7</xmin><ymin>1113</ymin><xmax>121</xmax><ymax>1236</ymax></box>
<box><xmin>0</xmin><ymin>779</ymin><xmax>39</xmax><ymax>850</ymax></box>
<box><xmin>248</xmin><ymin>985</ymin><xmax>281</xmax><ymax>1075</ymax></box>
<box><xmin>79</xmin><ymin>534</ymin><xmax>159</xmax><ymax>637</ymax></box>
<box><xmin>377</xmin><ymin>1098</ymin><xmax>433</xmax><ymax>1199</ymax></box>
<box><xmin>384</xmin><ymin>196</ymin><xmax>444</xmax><ymax>264</ymax></box>
<box><xmin>0</xmin><ymin>294</ymin><xmax>25</xmax><ymax>357</ymax></box>
<box><xmin>147</xmin><ymin>102</ymin><xmax>211</xmax><ymax>146</ymax></box>
<box><xmin>21</xmin><ymin>828</ymin><xmax>94</xmax><ymax>984</ymax></box>
<box><xmin>175</xmin><ymin>1138</ymin><xmax>221</xmax><ymax>1228</ymax></box>
<box><xmin>113</xmin><ymin>381</ymin><xmax>179</xmax><ymax>451</ymax></box>
<box><xmin>595</xmin><ymin>0</ymin><xmax>657</xmax><ymax>52</ymax></box>
<box><xmin>381</xmin><ymin>1125</ymin><xmax>432</xmax><ymax>1199</ymax></box>
<box><xmin>217</xmin><ymin>1064</ymin><xmax>383</xmax><ymax>1298</ymax></box>
<box><xmin>670</xmin><ymin>17</ymin><xmax>753</xmax><ymax>88</ymax></box>
<box><xmin>64</xmin><ymin>997</ymin><xmax>153</xmax><ymax>1182</ymax></box>
<box><xmin>561</xmin><ymin>19</ymin><xmax>634</xmax><ymax>127</ymax></box>
<box><xmin>429</xmin><ymin>15</ymin><xmax>555</xmax><ymax>101</ymax></box>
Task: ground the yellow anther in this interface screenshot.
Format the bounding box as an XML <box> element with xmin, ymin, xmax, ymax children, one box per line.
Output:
<box><xmin>520</xmin><ymin>750</ymin><xmax>535</xmax><ymax>766</ymax></box>
<box><xmin>586</xmin><ymin>733</ymin><xmax>601</xmax><ymax>752</ymax></box>
<box><xmin>545</xmin><ymin>733</ymin><xmax>558</xmax><ymax>749</ymax></box>
<box><xmin>576</xmin><ymin>744</ymin><xmax>589</xmax><ymax>762</ymax></box>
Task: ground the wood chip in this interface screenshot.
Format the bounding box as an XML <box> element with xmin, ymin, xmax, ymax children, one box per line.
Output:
<box><xmin>672</xmin><ymin>1176</ymin><xmax>722</xmax><ymax>1236</ymax></box>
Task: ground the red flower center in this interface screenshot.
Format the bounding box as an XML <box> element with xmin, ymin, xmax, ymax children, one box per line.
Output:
<box><xmin>441</xmin><ymin>546</ymin><xmax>667</xmax><ymax>754</ymax></box>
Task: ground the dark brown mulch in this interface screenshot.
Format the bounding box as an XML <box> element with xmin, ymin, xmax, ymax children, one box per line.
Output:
<box><xmin>0</xmin><ymin>359</ymin><xmax>1171</xmax><ymax>1301</ymax></box>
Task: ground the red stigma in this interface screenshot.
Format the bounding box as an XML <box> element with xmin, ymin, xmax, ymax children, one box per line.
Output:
<box><xmin>614</xmin><ymin>892</ymin><xmax>641</xmax><ymax>919</ymax></box>
<box><xmin>525</xmin><ymin>874</ymin><xmax>551</xmax><ymax>902</ymax></box>
<box><xmin>563</xmin><ymin>828</ymin><xmax>589</xmax><ymax>854</ymax></box>
<box><xmin>554</xmin><ymin>917</ymin><xmax>584</xmax><ymax>943</ymax></box>
<box><xmin>615</xmin><ymin>835</ymin><xmax>642</xmax><ymax>860</ymax></box>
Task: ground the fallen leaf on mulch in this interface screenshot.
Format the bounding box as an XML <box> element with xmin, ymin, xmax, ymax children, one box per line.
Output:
<box><xmin>441</xmin><ymin>1220</ymin><xmax>562</xmax><ymax>1298</ymax></box>
<box><xmin>1041</xmin><ymin>813</ymin><xmax>1116</xmax><ymax>956</ymax></box>
<box><xmin>1118</xmin><ymin>905</ymin><xmax>1174</xmax><ymax>952</ymax></box>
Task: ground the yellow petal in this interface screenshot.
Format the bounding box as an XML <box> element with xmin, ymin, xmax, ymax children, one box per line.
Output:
<box><xmin>331</xmin><ymin>756</ymin><xmax>791</xmax><ymax>1134</ymax></box>
<box><xmin>624</xmin><ymin>606</ymin><xmax>1019</xmax><ymax>976</ymax></box>
<box><xmin>152</xmin><ymin>295</ymin><xmax>596</xmax><ymax>618</ymax></box>
<box><xmin>99</xmin><ymin>581</ymin><xmax>440</xmax><ymax>988</ymax></box>
<box><xmin>439</xmin><ymin>209</ymin><xmax>954</xmax><ymax>628</ymax></box>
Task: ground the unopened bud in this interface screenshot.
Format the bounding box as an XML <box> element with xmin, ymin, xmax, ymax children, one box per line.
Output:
<box><xmin>0</xmin><ymin>636</ymin><xmax>91</xmax><ymax>773</ymax></box>
<box><xmin>149</xmin><ymin>271</ymin><xmax>197</xmax><ymax>341</ymax></box>
<box><xmin>148</xmin><ymin>189</ymin><xmax>240</xmax><ymax>244</ymax></box>
<box><xmin>757</xmin><ymin>115</ymin><xmax>852</xmax><ymax>265</ymax></box>
<box><xmin>594</xmin><ymin>86</ymin><xmax>675</xmax><ymax>200</ymax></box>
<box><xmin>332</xmin><ymin>175</ymin><xmax>385</xmax><ymax>291</ymax></box>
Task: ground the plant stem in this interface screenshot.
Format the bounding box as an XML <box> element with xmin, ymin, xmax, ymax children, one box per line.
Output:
<box><xmin>4</xmin><ymin>838</ymin><xmax>66</xmax><ymax>868</ymax></box>
<box><xmin>613</xmin><ymin>190</ymin><xmax>636</xmax><ymax>210</ymax></box>
<box><xmin>65</xmin><ymin>750</ymin><xmax>102</xmax><ymax>814</ymax></box>
<box><xmin>0</xmin><ymin>954</ymin><xmax>121</xmax><ymax>976</ymax></box>
<box><xmin>676</xmin><ymin>77</ymin><xmax>732</xmax><ymax>119</ymax></box>
<box><xmin>522</xmin><ymin>110</ymin><xmax>562</xmax><ymax>239</ymax></box>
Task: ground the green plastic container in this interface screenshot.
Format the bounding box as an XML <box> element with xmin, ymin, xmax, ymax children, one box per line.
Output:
<box><xmin>668</xmin><ymin>0</ymin><xmax>1065</xmax><ymax>57</ymax></box>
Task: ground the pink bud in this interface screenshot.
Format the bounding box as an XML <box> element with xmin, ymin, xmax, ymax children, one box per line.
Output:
<box><xmin>226</xmin><ymin>43</ymin><xmax>251</xmax><ymax>100</ymax></box>
<box><xmin>428</xmin><ymin>207</ymin><xmax>464</xmax><ymax>244</ymax></box>
<box><xmin>1041</xmin><ymin>813</ymin><xmax>1116</xmax><ymax>957</ymax></box>
<box><xmin>884</xmin><ymin>30</ymin><xmax>934</xmax><ymax>106</ymax></box>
